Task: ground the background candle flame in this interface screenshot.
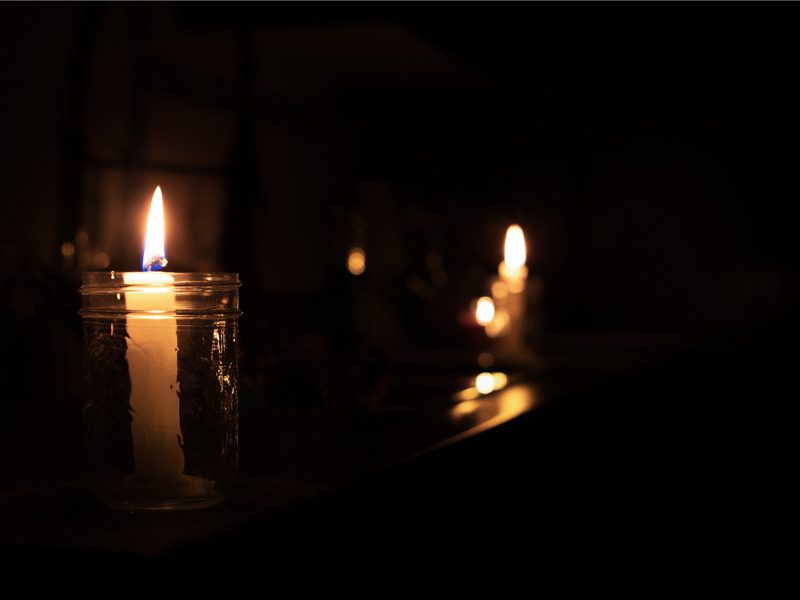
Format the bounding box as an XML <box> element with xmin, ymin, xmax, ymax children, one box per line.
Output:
<box><xmin>475</xmin><ymin>296</ymin><xmax>495</xmax><ymax>325</ymax></box>
<box><xmin>142</xmin><ymin>186</ymin><xmax>168</xmax><ymax>272</ymax></box>
<box><xmin>504</xmin><ymin>225</ymin><xmax>526</xmax><ymax>271</ymax></box>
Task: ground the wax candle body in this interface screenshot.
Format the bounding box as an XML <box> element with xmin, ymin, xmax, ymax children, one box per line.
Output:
<box><xmin>496</xmin><ymin>266</ymin><xmax>527</xmax><ymax>356</ymax></box>
<box><xmin>122</xmin><ymin>272</ymin><xmax>184</xmax><ymax>478</ymax></box>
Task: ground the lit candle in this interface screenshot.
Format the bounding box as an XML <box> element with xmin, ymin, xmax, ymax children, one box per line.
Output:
<box><xmin>122</xmin><ymin>186</ymin><xmax>184</xmax><ymax>478</ymax></box>
<box><xmin>494</xmin><ymin>224</ymin><xmax>528</xmax><ymax>356</ymax></box>
<box><xmin>474</xmin><ymin>296</ymin><xmax>495</xmax><ymax>326</ymax></box>
<box><xmin>498</xmin><ymin>224</ymin><xmax>528</xmax><ymax>294</ymax></box>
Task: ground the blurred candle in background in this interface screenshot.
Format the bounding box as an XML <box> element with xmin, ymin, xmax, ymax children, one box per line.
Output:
<box><xmin>494</xmin><ymin>224</ymin><xmax>528</xmax><ymax>358</ymax></box>
<box><xmin>499</xmin><ymin>224</ymin><xmax>528</xmax><ymax>294</ymax></box>
<box><xmin>474</xmin><ymin>296</ymin><xmax>495</xmax><ymax>326</ymax></box>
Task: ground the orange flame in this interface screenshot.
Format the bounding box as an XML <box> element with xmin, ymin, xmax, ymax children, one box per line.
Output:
<box><xmin>475</xmin><ymin>296</ymin><xmax>495</xmax><ymax>325</ymax></box>
<box><xmin>142</xmin><ymin>186</ymin><xmax>168</xmax><ymax>271</ymax></box>
<box><xmin>504</xmin><ymin>225</ymin><xmax>526</xmax><ymax>271</ymax></box>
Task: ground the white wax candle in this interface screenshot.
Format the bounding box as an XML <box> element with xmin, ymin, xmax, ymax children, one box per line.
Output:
<box><xmin>122</xmin><ymin>271</ymin><xmax>184</xmax><ymax>478</ymax></box>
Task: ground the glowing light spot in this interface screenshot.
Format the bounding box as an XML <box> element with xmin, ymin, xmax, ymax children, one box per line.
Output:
<box><xmin>451</xmin><ymin>400</ymin><xmax>480</xmax><ymax>417</ymax></box>
<box><xmin>454</xmin><ymin>387</ymin><xmax>481</xmax><ymax>401</ymax></box>
<box><xmin>93</xmin><ymin>251</ymin><xmax>110</xmax><ymax>269</ymax></box>
<box><xmin>475</xmin><ymin>372</ymin><xmax>496</xmax><ymax>395</ymax></box>
<box><xmin>347</xmin><ymin>246</ymin><xmax>366</xmax><ymax>276</ymax></box>
<box><xmin>61</xmin><ymin>242</ymin><xmax>75</xmax><ymax>259</ymax></box>
<box><xmin>475</xmin><ymin>296</ymin><xmax>495</xmax><ymax>325</ymax></box>
<box><xmin>504</xmin><ymin>224</ymin><xmax>526</xmax><ymax>271</ymax></box>
<box><xmin>491</xmin><ymin>281</ymin><xmax>508</xmax><ymax>300</ymax></box>
<box><xmin>499</xmin><ymin>225</ymin><xmax>528</xmax><ymax>293</ymax></box>
<box><xmin>492</xmin><ymin>372</ymin><xmax>508</xmax><ymax>390</ymax></box>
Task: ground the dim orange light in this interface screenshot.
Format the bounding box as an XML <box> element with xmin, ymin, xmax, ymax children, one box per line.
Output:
<box><xmin>347</xmin><ymin>246</ymin><xmax>366</xmax><ymax>275</ymax></box>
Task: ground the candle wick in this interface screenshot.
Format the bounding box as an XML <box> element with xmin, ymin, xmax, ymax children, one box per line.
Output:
<box><xmin>143</xmin><ymin>256</ymin><xmax>168</xmax><ymax>272</ymax></box>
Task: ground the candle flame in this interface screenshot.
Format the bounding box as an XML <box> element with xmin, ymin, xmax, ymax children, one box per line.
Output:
<box><xmin>504</xmin><ymin>225</ymin><xmax>526</xmax><ymax>271</ymax></box>
<box><xmin>142</xmin><ymin>186</ymin><xmax>168</xmax><ymax>271</ymax></box>
<box><xmin>475</xmin><ymin>296</ymin><xmax>495</xmax><ymax>325</ymax></box>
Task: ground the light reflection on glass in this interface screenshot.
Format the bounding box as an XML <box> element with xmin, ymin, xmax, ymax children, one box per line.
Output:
<box><xmin>454</xmin><ymin>371</ymin><xmax>510</xmax><ymax>402</ymax></box>
<box><xmin>496</xmin><ymin>386</ymin><xmax>532</xmax><ymax>421</ymax></box>
<box><xmin>451</xmin><ymin>399</ymin><xmax>480</xmax><ymax>417</ymax></box>
<box><xmin>447</xmin><ymin>384</ymin><xmax>537</xmax><ymax>444</ymax></box>
<box><xmin>454</xmin><ymin>387</ymin><xmax>481</xmax><ymax>401</ymax></box>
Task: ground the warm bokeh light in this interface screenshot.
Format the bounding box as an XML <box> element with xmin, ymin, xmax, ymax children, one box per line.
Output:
<box><xmin>347</xmin><ymin>246</ymin><xmax>366</xmax><ymax>275</ymax></box>
<box><xmin>506</xmin><ymin>277</ymin><xmax>525</xmax><ymax>294</ymax></box>
<box><xmin>504</xmin><ymin>224</ymin><xmax>526</xmax><ymax>271</ymax></box>
<box><xmin>474</xmin><ymin>372</ymin><xmax>509</xmax><ymax>395</ymax></box>
<box><xmin>451</xmin><ymin>399</ymin><xmax>480</xmax><ymax>417</ymax></box>
<box><xmin>454</xmin><ymin>387</ymin><xmax>481</xmax><ymax>401</ymax></box>
<box><xmin>450</xmin><ymin>385</ymin><xmax>537</xmax><ymax>440</ymax></box>
<box><xmin>450</xmin><ymin>378</ymin><xmax>537</xmax><ymax>447</ymax></box>
<box><xmin>499</xmin><ymin>224</ymin><xmax>528</xmax><ymax>293</ymax></box>
<box><xmin>93</xmin><ymin>251</ymin><xmax>110</xmax><ymax>269</ymax></box>
<box><xmin>491</xmin><ymin>280</ymin><xmax>508</xmax><ymax>300</ymax></box>
<box><xmin>475</xmin><ymin>296</ymin><xmax>495</xmax><ymax>325</ymax></box>
<box><xmin>60</xmin><ymin>241</ymin><xmax>75</xmax><ymax>259</ymax></box>
<box><xmin>496</xmin><ymin>386</ymin><xmax>533</xmax><ymax>421</ymax></box>
<box><xmin>142</xmin><ymin>186</ymin><xmax>167</xmax><ymax>271</ymax></box>
<box><xmin>475</xmin><ymin>372</ymin><xmax>496</xmax><ymax>394</ymax></box>
<box><xmin>485</xmin><ymin>308</ymin><xmax>510</xmax><ymax>338</ymax></box>
<box><xmin>492</xmin><ymin>372</ymin><xmax>508</xmax><ymax>389</ymax></box>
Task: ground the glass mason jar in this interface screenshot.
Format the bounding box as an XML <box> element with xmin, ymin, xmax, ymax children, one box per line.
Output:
<box><xmin>80</xmin><ymin>272</ymin><xmax>241</xmax><ymax>511</ymax></box>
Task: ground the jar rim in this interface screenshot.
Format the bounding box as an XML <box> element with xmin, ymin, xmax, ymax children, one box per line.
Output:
<box><xmin>81</xmin><ymin>271</ymin><xmax>241</xmax><ymax>293</ymax></box>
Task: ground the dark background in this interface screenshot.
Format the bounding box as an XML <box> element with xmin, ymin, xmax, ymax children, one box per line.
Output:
<box><xmin>0</xmin><ymin>3</ymin><xmax>795</xmax><ymax>562</ymax></box>
<box><xmin>2</xmin><ymin>5</ymin><xmax>796</xmax><ymax>335</ymax></box>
